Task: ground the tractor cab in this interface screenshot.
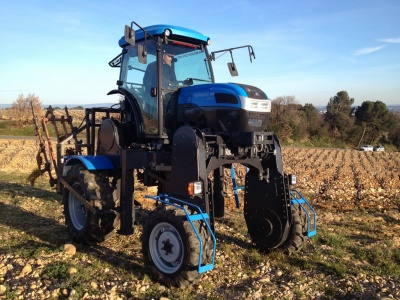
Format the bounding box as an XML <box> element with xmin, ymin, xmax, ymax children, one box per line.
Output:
<box><xmin>109</xmin><ymin>23</ymin><xmax>213</xmax><ymax>138</ymax></box>
<box><xmin>109</xmin><ymin>22</ymin><xmax>266</xmax><ymax>143</ymax></box>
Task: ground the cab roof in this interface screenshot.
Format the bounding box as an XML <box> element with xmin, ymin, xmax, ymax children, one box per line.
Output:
<box><xmin>118</xmin><ymin>24</ymin><xmax>210</xmax><ymax>47</ymax></box>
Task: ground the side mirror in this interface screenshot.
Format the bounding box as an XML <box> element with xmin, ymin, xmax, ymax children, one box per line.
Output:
<box><xmin>138</xmin><ymin>44</ymin><xmax>147</xmax><ymax>64</ymax></box>
<box><xmin>124</xmin><ymin>25</ymin><xmax>135</xmax><ymax>46</ymax></box>
<box><xmin>183</xmin><ymin>78</ymin><xmax>194</xmax><ymax>86</ymax></box>
<box><xmin>228</xmin><ymin>62</ymin><xmax>238</xmax><ymax>76</ymax></box>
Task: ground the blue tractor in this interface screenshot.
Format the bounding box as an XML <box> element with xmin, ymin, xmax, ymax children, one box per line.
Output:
<box><xmin>34</xmin><ymin>21</ymin><xmax>316</xmax><ymax>287</ymax></box>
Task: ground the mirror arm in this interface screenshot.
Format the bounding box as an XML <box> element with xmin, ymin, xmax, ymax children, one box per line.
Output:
<box><xmin>128</xmin><ymin>21</ymin><xmax>159</xmax><ymax>65</ymax></box>
<box><xmin>130</xmin><ymin>21</ymin><xmax>157</xmax><ymax>42</ymax></box>
<box><xmin>210</xmin><ymin>45</ymin><xmax>256</xmax><ymax>62</ymax></box>
<box><xmin>248</xmin><ymin>46</ymin><xmax>256</xmax><ymax>62</ymax></box>
<box><xmin>229</xmin><ymin>50</ymin><xmax>235</xmax><ymax>64</ymax></box>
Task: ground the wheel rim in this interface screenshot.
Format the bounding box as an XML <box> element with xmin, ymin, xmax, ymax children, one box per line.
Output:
<box><xmin>68</xmin><ymin>182</ymin><xmax>87</xmax><ymax>230</ymax></box>
<box><xmin>149</xmin><ymin>222</ymin><xmax>184</xmax><ymax>274</ymax></box>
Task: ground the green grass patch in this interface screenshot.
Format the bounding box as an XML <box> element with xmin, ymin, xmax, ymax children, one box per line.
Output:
<box><xmin>41</xmin><ymin>260</ymin><xmax>92</xmax><ymax>298</ymax></box>
<box><xmin>0</xmin><ymin>120</ymin><xmax>42</xmax><ymax>136</ymax></box>
<box><xmin>42</xmin><ymin>261</ymin><xmax>73</xmax><ymax>280</ymax></box>
<box><xmin>319</xmin><ymin>231</ymin><xmax>349</xmax><ymax>249</ymax></box>
<box><xmin>349</xmin><ymin>245</ymin><xmax>400</xmax><ymax>276</ymax></box>
<box><xmin>0</xmin><ymin>172</ymin><xmax>60</xmax><ymax>202</ymax></box>
<box><xmin>0</xmin><ymin>119</ymin><xmax>83</xmax><ymax>137</ymax></box>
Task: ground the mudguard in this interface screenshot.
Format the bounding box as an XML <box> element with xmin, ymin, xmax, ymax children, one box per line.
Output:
<box><xmin>64</xmin><ymin>155</ymin><xmax>115</xmax><ymax>171</ymax></box>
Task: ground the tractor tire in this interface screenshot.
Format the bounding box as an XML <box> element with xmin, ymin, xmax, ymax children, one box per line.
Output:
<box><xmin>63</xmin><ymin>164</ymin><xmax>118</xmax><ymax>245</ymax></box>
<box><xmin>142</xmin><ymin>205</ymin><xmax>213</xmax><ymax>287</ymax></box>
<box><xmin>278</xmin><ymin>206</ymin><xmax>307</xmax><ymax>255</ymax></box>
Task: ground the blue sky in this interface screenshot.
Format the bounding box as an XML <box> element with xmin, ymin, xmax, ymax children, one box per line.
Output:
<box><xmin>0</xmin><ymin>0</ymin><xmax>399</xmax><ymax>107</ymax></box>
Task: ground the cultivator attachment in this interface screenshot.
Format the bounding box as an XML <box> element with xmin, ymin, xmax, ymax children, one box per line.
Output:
<box><xmin>30</xmin><ymin>103</ymin><xmax>57</xmax><ymax>186</ymax></box>
<box><xmin>30</xmin><ymin>105</ymin><xmax>84</xmax><ymax>189</ymax></box>
<box><xmin>230</xmin><ymin>165</ymin><xmax>246</xmax><ymax>208</ymax></box>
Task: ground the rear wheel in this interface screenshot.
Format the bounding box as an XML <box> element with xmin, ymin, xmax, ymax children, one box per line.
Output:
<box><xmin>63</xmin><ymin>164</ymin><xmax>118</xmax><ymax>244</ymax></box>
<box><xmin>278</xmin><ymin>206</ymin><xmax>307</xmax><ymax>255</ymax></box>
<box><xmin>142</xmin><ymin>205</ymin><xmax>212</xmax><ymax>287</ymax></box>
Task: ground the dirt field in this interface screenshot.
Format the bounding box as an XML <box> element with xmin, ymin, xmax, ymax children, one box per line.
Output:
<box><xmin>0</xmin><ymin>137</ymin><xmax>399</xmax><ymax>299</ymax></box>
<box><xmin>0</xmin><ymin>139</ymin><xmax>39</xmax><ymax>174</ymax></box>
<box><xmin>1</xmin><ymin>138</ymin><xmax>398</xmax><ymax>209</ymax></box>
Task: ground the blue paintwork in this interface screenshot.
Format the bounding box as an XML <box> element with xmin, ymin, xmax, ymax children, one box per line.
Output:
<box><xmin>64</xmin><ymin>155</ymin><xmax>115</xmax><ymax>171</ymax></box>
<box><xmin>230</xmin><ymin>165</ymin><xmax>247</xmax><ymax>209</ymax></box>
<box><xmin>119</xmin><ymin>24</ymin><xmax>210</xmax><ymax>47</ymax></box>
<box><xmin>178</xmin><ymin>83</ymin><xmax>262</xmax><ymax>108</ymax></box>
<box><xmin>290</xmin><ymin>190</ymin><xmax>317</xmax><ymax>237</ymax></box>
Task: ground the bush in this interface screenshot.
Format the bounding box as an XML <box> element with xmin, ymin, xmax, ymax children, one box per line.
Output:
<box><xmin>10</xmin><ymin>93</ymin><xmax>42</xmax><ymax>128</ymax></box>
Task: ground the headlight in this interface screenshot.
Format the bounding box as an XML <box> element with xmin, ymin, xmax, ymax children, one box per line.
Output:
<box><xmin>288</xmin><ymin>174</ymin><xmax>297</xmax><ymax>185</ymax></box>
<box><xmin>188</xmin><ymin>181</ymin><xmax>202</xmax><ymax>195</ymax></box>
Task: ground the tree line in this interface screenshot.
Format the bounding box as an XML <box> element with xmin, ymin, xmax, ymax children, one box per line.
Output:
<box><xmin>7</xmin><ymin>92</ymin><xmax>400</xmax><ymax>150</ymax></box>
<box><xmin>267</xmin><ymin>91</ymin><xmax>400</xmax><ymax>150</ymax></box>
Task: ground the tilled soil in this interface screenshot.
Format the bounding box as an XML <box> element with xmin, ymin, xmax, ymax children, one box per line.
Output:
<box><xmin>0</xmin><ymin>138</ymin><xmax>399</xmax><ymax>299</ymax></box>
<box><xmin>1</xmin><ymin>191</ymin><xmax>399</xmax><ymax>299</ymax></box>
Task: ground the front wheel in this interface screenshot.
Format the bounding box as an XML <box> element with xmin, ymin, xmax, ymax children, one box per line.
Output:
<box><xmin>142</xmin><ymin>205</ymin><xmax>212</xmax><ymax>287</ymax></box>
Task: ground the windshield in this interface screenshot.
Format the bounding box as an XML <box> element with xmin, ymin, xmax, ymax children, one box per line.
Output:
<box><xmin>162</xmin><ymin>40</ymin><xmax>212</xmax><ymax>90</ymax></box>
<box><xmin>120</xmin><ymin>40</ymin><xmax>212</xmax><ymax>93</ymax></box>
<box><xmin>119</xmin><ymin>39</ymin><xmax>212</xmax><ymax>135</ymax></box>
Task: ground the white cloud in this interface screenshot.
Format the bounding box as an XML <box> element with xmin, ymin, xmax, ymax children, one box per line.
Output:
<box><xmin>353</xmin><ymin>45</ymin><xmax>386</xmax><ymax>56</ymax></box>
<box><xmin>377</xmin><ymin>37</ymin><xmax>400</xmax><ymax>44</ymax></box>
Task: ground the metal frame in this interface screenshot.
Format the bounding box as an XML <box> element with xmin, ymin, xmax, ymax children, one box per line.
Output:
<box><xmin>290</xmin><ymin>189</ymin><xmax>317</xmax><ymax>237</ymax></box>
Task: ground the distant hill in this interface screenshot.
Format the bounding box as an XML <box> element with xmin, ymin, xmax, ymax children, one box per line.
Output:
<box><xmin>388</xmin><ymin>105</ymin><xmax>400</xmax><ymax>112</ymax></box>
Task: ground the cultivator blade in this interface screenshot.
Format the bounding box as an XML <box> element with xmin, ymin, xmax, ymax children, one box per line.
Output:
<box><xmin>244</xmin><ymin>168</ymin><xmax>291</xmax><ymax>250</ymax></box>
<box><xmin>243</xmin><ymin>133</ymin><xmax>295</xmax><ymax>251</ymax></box>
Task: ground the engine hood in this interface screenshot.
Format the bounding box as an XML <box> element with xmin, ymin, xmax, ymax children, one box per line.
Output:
<box><xmin>178</xmin><ymin>83</ymin><xmax>271</xmax><ymax>113</ymax></box>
